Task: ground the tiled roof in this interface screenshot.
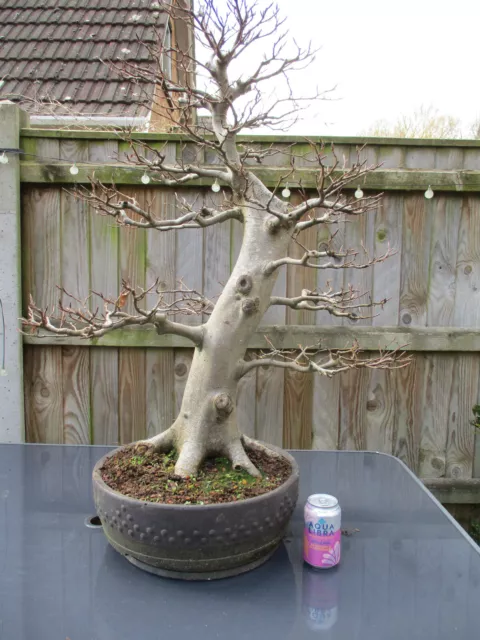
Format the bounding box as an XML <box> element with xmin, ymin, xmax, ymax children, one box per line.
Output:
<box><xmin>0</xmin><ymin>0</ymin><xmax>168</xmax><ymax>117</ymax></box>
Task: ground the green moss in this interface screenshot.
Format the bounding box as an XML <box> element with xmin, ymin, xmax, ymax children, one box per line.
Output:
<box><xmin>376</xmin><ymin>228</ymin><xmax>387</xmax><ymax>243</ymax></box>
<box><xmin>101</xmin><ymin>446</ymin><xmax>290</xmax><ymax>505</ymax></box>
<box><xmin>470</xmin><ymin>520</ymin><xmax>480</xmax><ymax>545</ymax></box>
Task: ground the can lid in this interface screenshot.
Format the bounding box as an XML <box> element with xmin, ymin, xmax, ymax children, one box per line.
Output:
<box><xmin>307</xmin><ymin>494</ymin><xmax>338</xmax><ymax>508</ymax></box>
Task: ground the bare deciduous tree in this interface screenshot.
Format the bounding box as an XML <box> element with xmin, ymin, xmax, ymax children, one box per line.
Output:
<box><xmin>365</xmin><ymin>105</ymin><xmax>462</xmax><ymax>139</ymax></box>
<box><xmin>23</xmin><ymin>0</ymin><xmax>408</xmax><ymax>477</ymax></box>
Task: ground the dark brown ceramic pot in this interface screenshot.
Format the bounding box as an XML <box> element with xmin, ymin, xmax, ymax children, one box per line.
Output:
<box><xmin>92</xmin><ymin>440</ymin><xmax>299</xmax><ymax>580</ymax></box>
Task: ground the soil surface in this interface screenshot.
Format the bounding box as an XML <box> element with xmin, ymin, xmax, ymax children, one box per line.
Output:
<box><xmin>100</xmin><ymin>446</ymin><xmax>292</xmax><ymax>505</ymax></box>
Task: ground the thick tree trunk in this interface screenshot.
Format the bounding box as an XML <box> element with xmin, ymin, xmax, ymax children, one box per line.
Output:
<box><xmin>143</xmin><ymin>200</ymin><xmax>291</xmax><ymax>476</ymax></box>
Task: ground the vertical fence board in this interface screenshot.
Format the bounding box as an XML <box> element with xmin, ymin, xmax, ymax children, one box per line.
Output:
<box><xmin>426</xmin><ymin>196</ymin><xmax>460</xmax><ymax>326</ymax></box>
<box><xmin>59</xmin><ymin>176</ymin><xmax>91</xmax><ymax>445</ymax></box>
<box><xmin>286</xmin><ymin>215</ymin><xmax>317</xmax><ymax>325</ymax></box>
<box><xmin>146</xmin><ymin>349</ymin><xmax>175</xmax><ymax>438</ymax></box>
<box><xmin>89</xmin><ymin>141</ymin><xmax>120</xmax><ymax>446</ymax></box>
<box><xmin>316</xmin><ymin>216</ymin><xmax>346</xmax><ymax>326</ymax></box>
<box><xmin>35</xmin><ymin>138</ymin><xmax>60</xmax><ymax>162</ymax></box>
<box><xmin>236</xmin><ymin>362</ymin><xmax>256</xmax><ymax>438</ymax></box>
<box><xmin>22</xmin><ymin>188</ymin><xmax>61</xmax><ymax>310</ymax></box>
<box><xmin>59</xmin><ymin>138</ymin><xmax>88</xmax><ymax>164</ymax></box>
<box><xmin>399</xmin><ymin>195</ymin><xmax>432</xmax><ymax>327</ymax></box>
<box><xmin>312</xmin><ymin>375</ymin><xmax>340</xmax><ymax>450</ymax></box>
<box><xmin>60</xmin><ymin>187</ymin><xmax>89</xmax><ymax>297</ymax></box>
<box><xmin>91</xmin><ymin>348</ymin><xmax>118</xmax><ymax>445</ymax></box>
<box><xmin>174</xmin><ymin>349</ymin><xmax>193</xmax><ymax>416</ymax></box>
<box><xmin>144</xmin><ymin>189</ymin><xmax>176</xmax><ymax>438</ymax></box>
<box><xmin>365</xmin><ymin>369</ymin><xmax>396</xmax><ymax>453</ymax></box>
<box><xmin>62</xmin><ymin>347</ymin><xmax>90</xmax><ymax>444</ymax></box>
<box><xmin>203</xmin><ymin>191</ymin><xmax>231</xmax><ymax>318</ymax></box>
<box><xmin>338</xmin><ymin>368</ymin><xmax>370</xmax><ymax>450</ymax></box>
<box><xmin>446</xmin><ymin>354</ymin><xmax>478</xmax><ymax>478</ymax></box>
<box><xmin>454</xmin><ymin>197</ymin><xmax>480</xmax><ymax>327</ymax></box>
<box><xmin>418</xmin><ymin>354</ymin><xmax>454</xmax><ymax>478</ymax></box>
<box><xmin>343</xmin><ymin>211</ymin><xmax>374</xmax><ymax>326</ymax></box>
<box><xmin>146</xmin><ymin>188</ymin><xmax>176</xmax><ymax>300</ymax></box>
<box><xmin>24</xmin><ymin>346</ymin><xmax>63</xmax><ymax>444</ymax></box>
<box><xmin>119</xmin><ymin>188</ymin><xmax>146</xmax><ymax>313</ymax></box>
<box><xmin>175</xmin><ymin>190</ymin><xmax>204</xmax><ymax>325</ymax></box>
<box><xmin>283</xmin><ymin>369</ymin><xmax>313</xmax><ymax>449</ymax></box>
<box><xmin>373</xmin><ymin>195</ymin><xmax>403</xmax><ymax>325</ymax></box>
<box><xmin>393</xmin><ymin>354</ymin><xmax>424</xmax><ymax>472</ymax></box>
<box><xmin>256</xmin><ymin>365</ymin><xmax>284</xmax><ymax>446</ymax></box>
<box><xmin>118</xmin><ymin>189</ymin><xmax>147</xmax><ymax>443</ymax></box>
<box><xmin>119</xmin><ymin>348</ymin><xmax>146</xmax><ymax>444</ymax></box>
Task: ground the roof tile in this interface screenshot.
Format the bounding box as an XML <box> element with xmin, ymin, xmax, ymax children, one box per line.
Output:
<box><xmin>0</xmin><ymin>0</ymin><xmax>169</xmax><ymax>117</ymax></box>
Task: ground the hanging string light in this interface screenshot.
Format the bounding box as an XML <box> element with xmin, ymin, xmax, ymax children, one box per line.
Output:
<box><xmin>424</xmin><ymin>185</ymin><xmax>434</xmax><ymax>199</ymax></box>
<box><xmin>281</xmin><ymin>184</ymin><xmax>291</xmax><ymax>199</ymax></box>
<box><xmin>355</xmin><ymin>185</ymin><xmax>364</xmax><ymax>199</ymax></box>
<box><xmin>0</xmin><ymin>147</ymin><xmax>447</xmax><ymax>197</ymax></box>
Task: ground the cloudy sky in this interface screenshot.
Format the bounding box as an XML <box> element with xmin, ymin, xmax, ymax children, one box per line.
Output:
<box><xmin>201</xmin><ymin>0</ymin><xmax>480</xmax><ymax>136</ymax></box>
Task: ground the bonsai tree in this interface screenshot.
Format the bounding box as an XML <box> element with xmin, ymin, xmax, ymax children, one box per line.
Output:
<box><xmin>24</xmin><ymin>0</ymin><xmax>405</xmax><ymax>478</ymax></box>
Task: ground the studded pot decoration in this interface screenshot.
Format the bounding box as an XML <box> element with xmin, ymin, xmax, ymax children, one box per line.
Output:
<box><xmin>92</xmin><ymin>441</ymin><xmax>299</xmax><ymax>580</ymax></box>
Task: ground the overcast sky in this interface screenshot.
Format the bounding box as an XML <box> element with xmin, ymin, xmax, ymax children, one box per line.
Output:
<box><xmin>202</xmin><ymin>0</ymin><xmax>480</xmax><ymax>136</ymax></box>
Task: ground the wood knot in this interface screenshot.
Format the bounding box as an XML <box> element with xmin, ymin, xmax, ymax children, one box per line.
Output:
<box><xmin>236</xmin><ymin>274</ymin><xmax>253</xmax><ymax>295</ymax></box>
<box><xmin>242</xmin><ymin>297</ymin><xmax>260</xmax><ymax>315</ymax></box>
<box><xmin>214</xmin><ymin>393</ymin><xmax>234</xmax><ymax>418</ymax></box>
<box><xmin>175</xmin><ymin>363</ymin><xmax>188</xmax><ymax>377</ymax></box>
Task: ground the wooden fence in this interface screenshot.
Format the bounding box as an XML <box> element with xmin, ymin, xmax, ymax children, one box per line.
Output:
<box><xmin>18</xmin><ymin>129</ymin><xmax>480</xmax><ymax>488</ymax></box>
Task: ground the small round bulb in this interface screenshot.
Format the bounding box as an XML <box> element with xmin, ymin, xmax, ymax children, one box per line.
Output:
<box><xmin>0</xmin><ymin>152</ymin><xmax>9</xmax><ymax>165</ymax></box>
<box><xmin>211</xmin><ymin>179</ymin><xmax>221</xmax><ymax>193</ymax></box>
<box><xmin>0</xmin><ymin>369</ymin><xmax>6</xmax><ymax>377</ymax></box>
<box><xmin>425</xmin><ymin>185</ymin><xmax>434</xmax><ymax>199</ymax></box>
<box><xmin>355</xmin><ymin>186</ymin><xmax>363</xmax><ymax>199</ymax></box>
<box><xmin>69</xmin><ymin>163</ymin><xmax>79</xmax><ymax>175</ymax></box>
<box><xmin>282</xmin><ymin>186</ymin><xmax>291</xmax><ymax>199</ymax></box>
<box><xmin>141</xmin><ymin>172</ymin><xmax>151</xmax><ymax>185</ymax></box>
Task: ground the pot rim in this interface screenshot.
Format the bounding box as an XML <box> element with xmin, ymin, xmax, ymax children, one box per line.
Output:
<box><xmin>93</xmin><ymin>439</ymin><xmax>299</xmax><ymax>512</ymax></box>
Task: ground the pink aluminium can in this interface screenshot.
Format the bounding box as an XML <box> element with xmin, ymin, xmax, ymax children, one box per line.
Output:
<box><xmin>303</xmin><ymin>494</ymin><xmax>341</xmax><ymax>569</ymax></box>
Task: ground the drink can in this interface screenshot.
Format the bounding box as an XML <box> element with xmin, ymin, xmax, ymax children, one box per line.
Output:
<box><xmin>303</xmin><ymin>494</ymin><xmax>341</xmax><ymax>569</ymax></box>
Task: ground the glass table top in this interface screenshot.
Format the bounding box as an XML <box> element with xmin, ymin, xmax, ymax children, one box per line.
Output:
<box><xmin>0</xmin><ymin>444</ymin><xmax>479</xmax><ymax>640</ymax></box>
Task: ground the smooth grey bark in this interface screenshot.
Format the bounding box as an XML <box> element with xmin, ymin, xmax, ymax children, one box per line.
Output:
<box><xmin>140</xmin><ymin>182</ymin><xmax>291</xmax><ymax>477</ymax></box>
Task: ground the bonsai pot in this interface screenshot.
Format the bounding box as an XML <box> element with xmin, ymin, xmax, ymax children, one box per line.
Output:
<box><xmin>93</xmin><ymin>440</ymin><xmax>299</xmax><ymax>580</ymax></box>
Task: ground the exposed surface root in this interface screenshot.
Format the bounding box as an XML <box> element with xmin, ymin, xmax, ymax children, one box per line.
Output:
<box><xmin>226</xmin><ymin>440</ymin><xmax>261</xmax><ymax>477</ymax></box>
<box><xmin>174</xmin><ymin>441</ymin><xmax>207</xmax><ymax>477</ymax></box>
<box><xmin>135</xmin><ymin>428</ymin><xmax>262</xmax><ymax>478</ymax></box>
<box><xmin>134</xmin><ymin>427</ymin><xmax>174</xmax><ymax>457</ymax></box>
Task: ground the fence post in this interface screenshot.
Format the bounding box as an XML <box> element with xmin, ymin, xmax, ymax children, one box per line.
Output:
<box><xmin>0</xmin><ymin>101</ymin><xmax>29</xmax><ymax>442</ymax></box>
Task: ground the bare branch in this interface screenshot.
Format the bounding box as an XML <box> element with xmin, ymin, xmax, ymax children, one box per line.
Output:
<box><xmin>77</xmin><ymin>180</ymin><xmax>242</xmax><ymax>231</ymax></box>
<box><xmin>264</xmin><ymin>244</ymin><xmax>394</xmax><ymax>275</ymax></box>
<box><xmin>22</xmin><ymin>282</ymin><xmax>208</xmax><ymax>346</ymax></box>
<box><xmin>236</xmin><ymin>339</ymin><xmax>411</xmax><ymax>379</ymax></box>
<box><xmin>270</xmin><ymin>285</ymin><xmax>387</xmax><ymax>321</ymax></box>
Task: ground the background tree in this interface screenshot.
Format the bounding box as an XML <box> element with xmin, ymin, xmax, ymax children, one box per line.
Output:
<box><xmin>366</xmin><ymin>105</ymin><xmax>463</xmax><ymax>139</ymax></box>
<box><xmin>23</xmin><ymin>0</ymin><xmax>407</xmax><ymax>478</ymax></box>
